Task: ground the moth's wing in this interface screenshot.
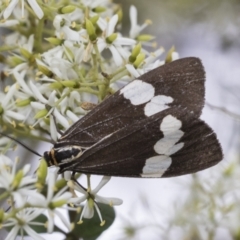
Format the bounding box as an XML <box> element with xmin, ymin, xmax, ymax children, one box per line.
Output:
<box><xmin>60</xmin><ymin>109</ymin><xmax>223</xmax><ymax>177</ymax></box>
<box><xmin>57</xmin><ymin>57</ymin><xmax>205</xmax><ymax>148</ymax></box>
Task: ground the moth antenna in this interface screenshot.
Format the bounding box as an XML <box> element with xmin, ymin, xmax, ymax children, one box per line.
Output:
<box><xmin>52</xmin><ymin>114</ymin><xmax>63</xmax><ymax>136</ymax></box>
<box><xmin>0</xmin><ymin>132</ymin><xmax>42</xmax><ymax>157</ymax></box>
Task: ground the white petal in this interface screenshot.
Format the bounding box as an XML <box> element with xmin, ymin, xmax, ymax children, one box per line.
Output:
<box><xmin>5</xmin><ymin>225</ymin><xmax>20</xmax><ymax>240</ymax></box>
<box><xmin>66</xmin><ymin>110</ymin><xmax>79</xmax><ymax>123</ymax></box>
<box><xmin>21</xmin><ymin>190</ymin><xmax>46</xmax><ymax>206</ymax></box>
<box><xmin>3</xmin><ymin>0</ymin><xmax>18</xmax><ymax>19</ymax></box>
<box><xmin>12</xmin><ymin>192</ymin><xmax>26</xmax><ymax>208</ymax></box>
<box><xmin>171</xmin><ymin>51</ymin><xmax>179</xmax><ymax>61</ymax></box>
<box><xmin>106</xmin><ymin>14</ymin><xmax>118</xmax><ymax>36</ymax></box>
<box><xmin>61</xmin><ymin>26</ymin><xmax>81</xmax><ymax>41</ymax></box>
<box><xmin>109</xmin><ymin>45</ymin><xmax>123</xmax><ymax>66</ymax></box>
<box><xmin>59</xmin><ymin>96</ymin><xmax>68</xmax><ymax>114</ymax></box>
<box><xmin>23</xmin><ymin>225</ymin><xmax>45</xmax><ymax>240</ymax></box>
<box><xmin>92</xmin><ymin>176</ymin><xmax>111</xmax><ymax>194</ymax></box>
<box><xmin>84</xmin><ymin>203</ymin><xmax>94</xmax><ymax>219</ymax></box>
<box><xmin>129</xmin><ymin>5</ymin><xmax>138</xmax><ymax>38</ymax></box>
<box><xmin>27</xmin><ymin>0</ymin><xmax>44</xmax><ymax>19</ymax></box>
<box><xmin>69</xmin><ymin>91</ymin><xmax>81</xmax><ymax>108</ymax></box>
<box><xmin>53</xmin><ymin>15</ymin><xmax>63</xmax><ymax>30</ymax></box>
<box><xmin>5</xmin><ymin>110</ymin><xmax>25</xmax><ymax>121</ymax></box>
<box><xmin>95</xmin><ymin>195</ymin><xmax>123</xmax><ymax>205</ymax></box>
<box><xmin>47</xmin><ymin>210</ymin><xmax>54</xmax><ymax>233</ymax></box>
<box><xmin>63</xmin><ymin>171</ymin><xmax>72</xmax><ymax>181</ymax></box>
<box><xmin>30</xmin><ymin>101</ymin><xmax>45</xmax><ymax>110</ymax></box>
<box><xmin>13</xmin><ymin>71</ymin><xmax>33</xmax><ymax>95</ymax></box>
<box><xmin>115</xmin><ymin>45</ymin><xmax>131</xmax><ymax>60</ymax></box>
<box><xmin>114</xmin><ymin>37</ymin><xmax>136</xmax><ymax>45</ymax></box>
<box><xmin>97</xmin><ymin>39</ymin><xmax>107</xmax><ymax>53</ymax></box>
<box><xmin>69</xmin><ymin>195</ymin><xmax>87</xmax><ymax>204</ymax></box>
<box><xmin>22</xmin><ymin>164</ymin><xmax>31</xmax><ymax>174</ymax></box>
<box><xmin>53</xmin><ymin>191</ymin><xmax>72</xmax><ymax>203</ymax></box>
<box><xmin>2</xmin><ymin>84</ymin><xmax>17</xmax><ymax>108</ymax></box>
<box><xmin>23</xmin><ymin>34</ymin><xmax>34</xmax><ymax>52</ymax></box>
<box><xmin>125</xmin><ymin>64</ymin><xmax>140</xmax><ymax>78</ymax></box>
<box><xmin>29</xmin><ymin>81</ymin><xmax>48</xmax><ymax>104</ymax></box>
<box><xmin>53</xmin><ymin>108</ymin><xmax>69</xmax><ymax>129</ymax></box>
<box><xmin>130</xmin><ymin>5</ymin><xmax>137</xmax><ymax>27</ymax></box>
<box><xmin>54</xmin><ymin>210</ymin><xmax>72</xmax><ymax>231</ymax></box>
<box><xmin>47</xmin><ymin>171</ymin><xmax>57</xmax><ymax>202</ymax></box>
<box><xmin>48</xmin><ymin>90</ymin><xmax>57</xmax><ymax>106</ymax></box>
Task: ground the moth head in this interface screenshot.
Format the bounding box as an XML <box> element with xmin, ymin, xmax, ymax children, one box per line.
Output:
<box><xmin>43</xmin><ymin>150</ymin><xmax>55</xmax><ymax>167</ymax></box>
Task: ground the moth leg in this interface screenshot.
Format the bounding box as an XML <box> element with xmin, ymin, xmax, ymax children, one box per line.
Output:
<box><xmin>71</xmin><ymin>172</ymin><xmax>87</xmax><ymax>192</ymax></box>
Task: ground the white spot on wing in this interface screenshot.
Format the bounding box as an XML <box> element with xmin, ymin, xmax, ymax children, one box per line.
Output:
<box><xmin>141</xmin><ymin>115</ymin><xmax>184</xmax><ymax>177</ymax></box>
<box><xmin>141</xmin><ymin>155</ymin><xmax>171</xmax><ymax>177</ymax></box>
<box><xmin>120</xmin><ymin>80</ymin><xmax>155</xmax><ymax>105</ymax></box>
<box><xmin>161</xmin><ymin>115</ymin><xmax>182</xmax><ymax>133</ymax></box>
<box><xmin>144</xmin><ymin>95</ymin><xmax>173</xmax><ymax>116</ymax></box>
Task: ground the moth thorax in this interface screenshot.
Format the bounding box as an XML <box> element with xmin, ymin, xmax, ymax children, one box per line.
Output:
<box><xmin>43</xmin><ymin>146</ymin><xmax>83</xmax><ymax>166</ymax></box>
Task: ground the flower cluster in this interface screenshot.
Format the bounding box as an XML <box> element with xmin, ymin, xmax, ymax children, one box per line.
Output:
<box><xmin>0</xmin><ymin>155</ymin><xmax>71</xmax><ymax>239</ymax></box>
<box><xmin>0</xmin><ymin>155</ymin><xmax>122</xmax><ymax>239</ymax></box>
<box><xmin>0</xmin><ymin>0</ymin><xmax>178</xmax><ymax>239</ymax></box>
<box><xmin>0</xmin><ymin>1</ymin><xmax>177</xmax><ymax>141</ymax></box>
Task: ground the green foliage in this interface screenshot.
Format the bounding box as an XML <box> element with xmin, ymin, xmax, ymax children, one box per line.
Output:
<box><xmin>67</xmin><ymin>203</ymin><xmax>115</xmax><ymax>240</ymax></box>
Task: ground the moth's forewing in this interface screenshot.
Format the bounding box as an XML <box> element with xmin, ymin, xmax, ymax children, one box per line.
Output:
<box><xmin>57</xmin><ymin>58</ymin><xmax>205</xmax><ymax>148</ymax></box>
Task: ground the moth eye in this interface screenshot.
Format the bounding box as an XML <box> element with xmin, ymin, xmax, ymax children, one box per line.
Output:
<box><xmin>43</xmin><ymin>151</ymin><xmax>54</xmax><ymax>166</ymax></box>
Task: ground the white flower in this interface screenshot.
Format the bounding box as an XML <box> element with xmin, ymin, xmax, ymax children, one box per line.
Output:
<box><xmin>5</xmin><ymin>34</ymin><xmax>37</xmax><ymax>78</ymax></box>
<box><xmin>97</xmin><ymin>14</ymin><xmax>136</xmax><ymax>66</ymax></box>
<box><xmin>28</xmin><ymin>81</ymin><xmax>70</xmax><ymax>140</ymax></box>
<box><xmin>68</xmin><ymin>176</ymin><xmax>123</xmax><ymax>225</ymax></box>
<box><xmin>0</xmin><ymin>84</ymin><xmax>26</xmax><ymax>125</ymax></box>
<box><xmin>3</xmin><ymin>208</ymin><xmax>45</xmax><ymax>240</ymax></box>
<box><xmin>53</xmin><ymin>10</ymin><xmax>86</xmax><ymax>41</ymax></box>
<box><xmin>40</xmin><ymin>45</ymin><xmax>80</xmax><ymax>79</ymax></box>
<box><xmin>0</xmin><ymin>155</ymin><xmax>43</xmax><ymax>207</ymax></box>
<box><xmin>129</xmin><ymin>5</ymin><xmax>152</xmax><ymax>39</ymax></box>
<box><xmin>3</xmin><ymin>0</ymin><xmax>44</xmax><ymax>19</ymax></box>
<box><xmin>33</xmin><ymin>170</ymin><xmax>72</xmax><ymax>233</ymax></box>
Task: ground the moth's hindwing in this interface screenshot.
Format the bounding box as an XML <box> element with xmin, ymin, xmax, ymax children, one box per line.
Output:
<box><xmin>54</xmin><ymin>57</ymin><xmax>223</xmax><ymax>177</ymax></box>
<box><xmin>58</xmin><ymin>109</ymin><xmax>222</xmax><ymax>177</ymax></box>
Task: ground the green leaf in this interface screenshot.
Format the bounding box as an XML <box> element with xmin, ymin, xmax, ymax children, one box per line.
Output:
<box><xmin>29</xmin><ymin>214</ymin><xmax>48</xmax><ymax>233</ymax></box>
<box><xmin>6</xmin><ymin>214</ymin><xmax>48</xmax><ymax>235</ymax></box>
<box><xmin>69</xmin><ymin>203</ymin><xmax>115</xmax><ymax>240</ymax></box>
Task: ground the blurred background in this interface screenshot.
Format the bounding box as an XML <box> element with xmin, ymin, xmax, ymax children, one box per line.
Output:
<box><xmin>96</xmin><ymin>0</ymin><xmax>240</xmax><ymax>239</ymax></box>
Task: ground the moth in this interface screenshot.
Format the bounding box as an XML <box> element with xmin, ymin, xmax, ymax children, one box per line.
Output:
<box><xmin>42</xmin><ymin>57</ymin><xmax>223</xmax><ymax>178</ymax></box>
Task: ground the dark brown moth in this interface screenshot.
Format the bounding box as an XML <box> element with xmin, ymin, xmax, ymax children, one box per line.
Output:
<box><xmin>43</xmin><ymin>57</ymin><xmax>223</xmax><ymax>177</ymax></box>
